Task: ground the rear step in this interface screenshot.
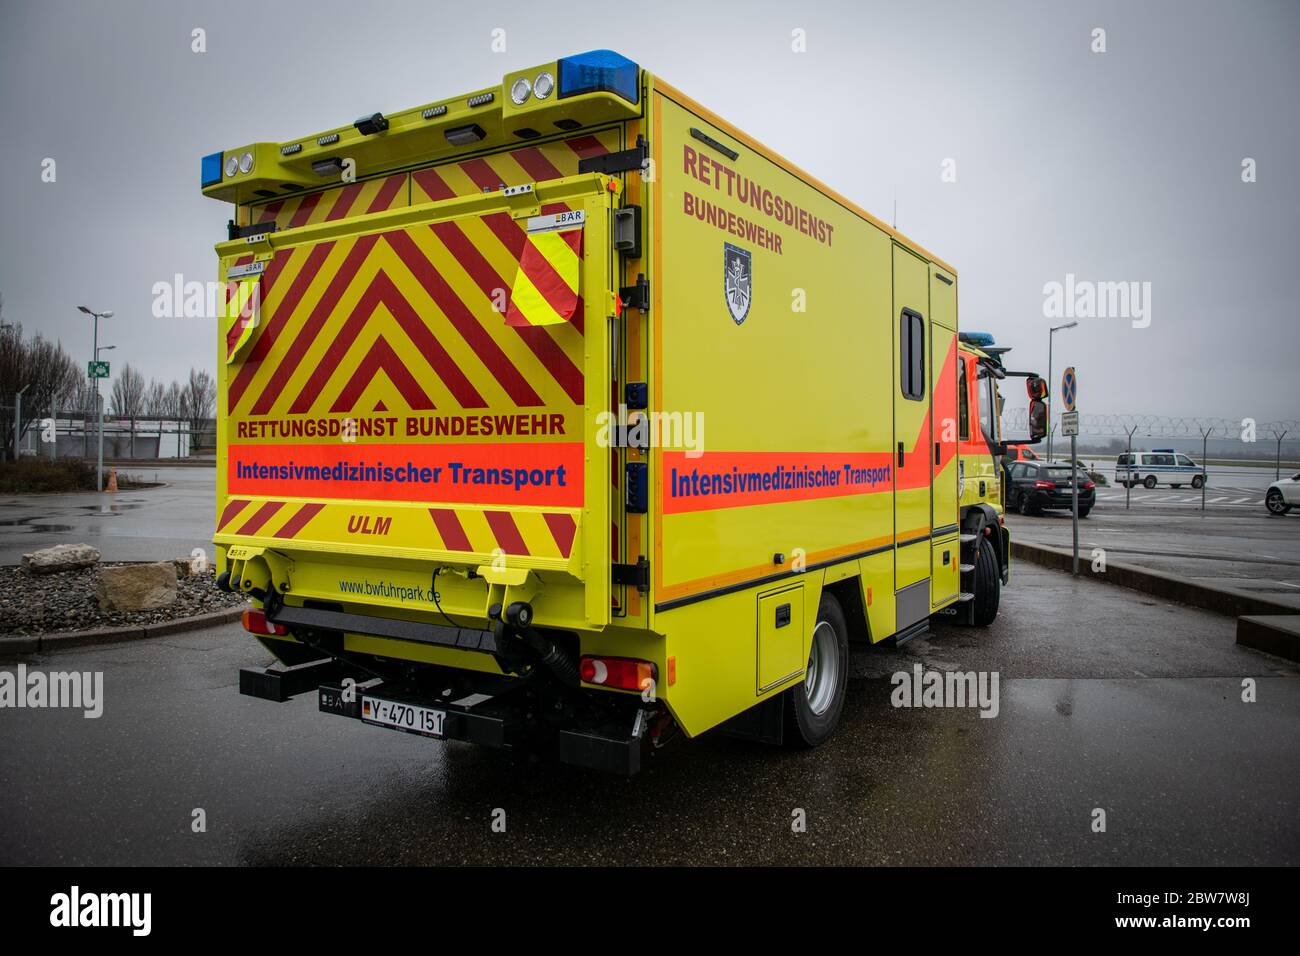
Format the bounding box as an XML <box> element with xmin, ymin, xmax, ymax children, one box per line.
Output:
<box><xmin>239</xmin><ymin>658</ymin><xmax>347</xmax><ymax>702</ymax></box>
<box><xmin>891</xmin><ymin>619</ymin><xmax>930</xmax><ymax>647</ymax></box>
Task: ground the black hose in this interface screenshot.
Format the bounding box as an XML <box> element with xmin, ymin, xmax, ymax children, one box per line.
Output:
<box><xmin>521</xmin><ymin>629</ymin><xmax>581</xmax><ymax>687</ymax></box>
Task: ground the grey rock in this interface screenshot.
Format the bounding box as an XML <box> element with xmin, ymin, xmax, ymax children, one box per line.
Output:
<box><xmin>96</xmin><ymin>562</ymin><xmax>179</xmax><ymax>612</ymax></box>
<box><xmin>22</xmin><ymin>543</ymin><xmax>102</xmax><ymax>574</ymax></box>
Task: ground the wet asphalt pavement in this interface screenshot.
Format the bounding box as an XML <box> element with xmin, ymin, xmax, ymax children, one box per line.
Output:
<box><xmin>0</xmin><ymin>465</ymin><xmax>216</xmax><ymax>566</ymax></box>
<box><xmin>1008</xmin><ymin>490</ymin><xmax>1300</xmax><ymax>610</ymax></box>
<box><xmin>2</xmin><ymin>563</ymin><xmax>1297</xmax><ymax>866</ymax></box>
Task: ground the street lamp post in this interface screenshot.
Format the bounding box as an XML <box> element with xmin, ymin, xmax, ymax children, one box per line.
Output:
<box><xmin>78</xmin><ymin>306</ymin><xmax>114</xmax><ymax>491</ymax></box>
<box><xmin>1046</xmin><ymin>320</ymin><xmax>1078</xmax><ymax>460</ymax></box>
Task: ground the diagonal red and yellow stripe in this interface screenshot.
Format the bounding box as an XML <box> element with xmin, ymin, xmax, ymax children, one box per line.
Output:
<box><xmin>505</xmin><ymin>227</ymin><xmax>583</xmax><ymax>327</ymax></box>
<box><xmin>226</xmin><ymin>203</ymin><xmax>589</xmax><ymax>418</ymax></box>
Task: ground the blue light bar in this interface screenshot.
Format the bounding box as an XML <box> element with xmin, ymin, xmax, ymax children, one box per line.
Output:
<box><xmin>557</xmin><ymin>50</ymin><xmax>639</xmax><ymax>105</ymax></box>
<box><xmin>962</xmin><ymin>331</ymin><xmax>996</xmax><ymax>347</ymax></box>
<box><xmin>201</xmin><ymin>151</ymin><xmax>223</xmax><ymax>187</ymax></box>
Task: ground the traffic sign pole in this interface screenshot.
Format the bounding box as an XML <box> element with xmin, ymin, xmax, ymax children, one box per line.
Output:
<box><xmin>1062</xmin><ymin>368</ymin><xmax>1080</xmax><ymax>576</ymax></box>
<box><xmin>1071</xmin><ymin>432</ymin><xmax>1079</xmax><ymax>576</ymax></box>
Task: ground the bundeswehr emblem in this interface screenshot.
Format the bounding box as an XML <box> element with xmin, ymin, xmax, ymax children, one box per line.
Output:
<box><xmin>723</xmin><ymin>242</ymin><xmax>752</xmax><ymax>325</ymax></box>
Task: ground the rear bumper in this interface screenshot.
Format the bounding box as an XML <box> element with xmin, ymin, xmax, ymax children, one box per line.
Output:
<box><xmin>1028</xmin><ymin>490</ymin><xmax>1095</xmax><ymax>510</ymax></box>
<box><xmin>238</xmin><ymin>657</ymin><xmax>646</xmax><ymax>774</ymax></box>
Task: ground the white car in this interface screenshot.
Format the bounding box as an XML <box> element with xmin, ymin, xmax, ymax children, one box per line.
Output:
<box><xmin>1265</xmin><ymin>473</ymin><xmax>1300</xmax><ymax>515</ymax></box>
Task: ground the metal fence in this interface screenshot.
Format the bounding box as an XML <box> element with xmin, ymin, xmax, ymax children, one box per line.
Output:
<box><xmin>1</xmin><ymin>406</ymin><xmax>217</xmax><ymax>461</ymax></box>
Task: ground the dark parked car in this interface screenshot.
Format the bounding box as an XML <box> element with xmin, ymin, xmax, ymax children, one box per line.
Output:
<box><xmin>1006</xmin><ymin>460</ymin><xmax>1096</xmax><ymax>517</ymax></box>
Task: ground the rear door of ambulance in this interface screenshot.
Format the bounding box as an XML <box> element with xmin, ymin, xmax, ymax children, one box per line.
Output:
<box><xmin>214</xmin><ymin>151</ymin><xmax>620</xmax><ymax>635</ymax></box>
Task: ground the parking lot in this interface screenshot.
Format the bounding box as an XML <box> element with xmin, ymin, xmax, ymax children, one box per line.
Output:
<box><xmin>0</xmin><ymin>465</ymin><xmax>216</xmax><ymax>566</ymax></box>
<box><xmin>2</xmin><ymin>558</ymin><xmax>1297</xmax><ymax>866</ymax></box>
<box><xmin>2</xmin><ymin>461</ymin><xmax>1298</xmax><ymax>865</ymax></box>
<box><xmin>1008</xmin><ymin>467</ymin><xmax>1300</xmax><ymax>611</ymax></box>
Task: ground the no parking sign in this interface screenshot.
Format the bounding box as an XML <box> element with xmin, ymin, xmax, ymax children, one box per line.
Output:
<box><xmin>1062</xmin><ymin>366</ymin><xmax>1078</xmax><ymax>412</ymax></box>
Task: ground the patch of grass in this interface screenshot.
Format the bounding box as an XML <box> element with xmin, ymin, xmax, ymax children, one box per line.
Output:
<box><xmin>0</xmin><ymin>458</ymin><xmax>148</xmax><ymax>494</ymax></box>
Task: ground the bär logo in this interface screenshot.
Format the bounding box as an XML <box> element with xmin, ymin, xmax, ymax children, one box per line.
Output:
<box><xmin>723</xmin><ymin>242</ymin><xmax>752</xmax><ymax>325</ymax></box>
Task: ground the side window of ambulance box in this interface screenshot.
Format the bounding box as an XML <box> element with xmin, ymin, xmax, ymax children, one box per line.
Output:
<box><xmin>958</xmin><ymin>357</ymin><xmax>970</xmax><ymax>441</ymax></box>
<box><xmin>899</xmin><ymin>310</ymin><xmax>925</xmax><ymax>401</ymax></box>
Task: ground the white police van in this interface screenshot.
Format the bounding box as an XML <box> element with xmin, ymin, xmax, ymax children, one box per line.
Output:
<box><xmin>1116</xmin><ymin>449</ymin><xmax>1205</xmax><ymax>489</ymax></box>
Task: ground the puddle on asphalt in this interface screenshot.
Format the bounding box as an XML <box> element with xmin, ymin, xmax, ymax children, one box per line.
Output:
<box><xmin>0</xmin><ymin>520</ymin><xmax>74</xmax><ymax>533</ymax></box>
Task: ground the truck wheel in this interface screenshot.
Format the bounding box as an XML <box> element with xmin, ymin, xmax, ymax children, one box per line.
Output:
<box><xmin>1143</xmin><ymin>475</ymin><xmax>1158</xmax><ymax>489</ymax></box>
<box><xmin>785</xmin><ymin>593</ymin><xmax>849</xmax><ymax>748</ymax></box>
<box><xmin>971</xmin><ymin>534</ymin><xmax>1001</xmax><ymax>627</ymax></box>
<box><xmin>1266</xmin><ymin>489</ymin><xmax>1291</xmax><ymax>515</ymax></box>
<box><xmin>1192</xmin><ymin>475</ymin><xmax>1205</xmax><ymax>489</ymax></box>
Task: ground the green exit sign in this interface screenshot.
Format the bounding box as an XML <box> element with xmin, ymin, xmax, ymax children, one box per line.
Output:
<box><xmin>88</xmin><ymin>361</ymin><xmax>110</xmax><ymax>379</ymax></box>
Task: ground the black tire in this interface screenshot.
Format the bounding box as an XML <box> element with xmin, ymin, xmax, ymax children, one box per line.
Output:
<box><xmin>785</xmin><ymin>593</ymin><xmax>849</xmax><ymax>749</ymax></box>
<box><xmin>1192</xmin><ymin>474</ymin><xmax>1205</xmax><ymax>489</ymax></box>
<box><xmin>971</xmin><ymin>534</ymin><xmax>1001</xmax><ymax>627</ymax></box>
<box><xmin>1078</xmin><ymin>506</ymin><xmax>1091</xmax><ymax>518</ymax></box>
<box><xmin>1143</xmin><ymin>475</ymin><xmax>1158</xmax><ymax>489</ymax></box>
<box><xmin>1017</xmin><ymin>492</ymin><xmax>1037</xmax><ymax>516</ymax></box>
<box><xmin>1266</xmin><ymin>489</ymin><xmax>1291</xmax><ymax>516</ymax></box>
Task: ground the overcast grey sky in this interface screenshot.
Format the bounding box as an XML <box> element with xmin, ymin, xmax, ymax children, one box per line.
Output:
<box><xmin>1</xmin><ymin>0</ymin><xmax>1296</xmax><ymax>420</ymax></box>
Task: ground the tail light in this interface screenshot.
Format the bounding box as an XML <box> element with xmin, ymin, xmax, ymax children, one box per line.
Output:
<box><xmin>1082</xmin><ymin>480</ymin><xmax>1095</xmax><ymax>489</ymax></box>
<box><xmin>1034</xmin><ymin>480</ymin><xmax>1054</xmax><ymax>489</ymax></box>
<box><xmin>242</xmin><ymin>608</ymin><xmax>287</xmax><ymax>637</ymax></box>
<box><xmin>580</xmin><ymin>655</ymin><xmax>656</xmax><ymax>692</ymax></box>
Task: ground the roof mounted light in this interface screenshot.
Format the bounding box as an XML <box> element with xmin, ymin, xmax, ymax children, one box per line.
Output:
<box><xmin>444</xmin><ymin>123</ymin><xmax>486</xmax><ymax>146</ymax></box>
<box><xmin>224</xmin><ymin>155</ymin><xmax>239</xmax><ymax>178</ymax></box>
<box><xmin>312</xmin><ymin>157</ymin><xmax>345</xmax><ymax>177</ymax></box>
<box><xmin>280</xmin><ymin>143</ymin><xmax>302</xmax><ymax>156</ymax></box>
<box><xmin>467</xmin><ymin>92</ymin><xmax>495</xmax><ymax>108</ymax></box>
<box><xmin>959</xmin><ymin>331</ymin><xmax>996</xmax><ymax>348</ymax></box>
<box><xmin>421</xmin><ymin>105</ymin><xmax>448</xmax><ymax>120</ymax></box>
<box><xmin>238</xmin><ymin>151</ymin><xmax>255</xmax><ymax>174</ymax></box>
<box><xmin>354</xmin><ymin>112</ymin><xmax>389</xmax><ymax>135</ymax></box>
<box><xmin>533</xmin><ymin>71</ymin><xmax>554</xmax><ymax>99</ymax></box>
<box><xmin>557</xmin><ymin>49</ymin><xmax>639</xmax><ymax>104</ymax></box>
<box><xmin>317</xmin><ymin>132</ymin><xmax>340</xmax><ymax>146</ymax></box>
<box><xmin>201</xmin><ymin>151</ymin><xmax>223</xmax><ymax>187</ymax></box>
<box><xmin>510</xmin><ymin>77</ymin><xmax>532</xmax><ymax>105</ymax></box>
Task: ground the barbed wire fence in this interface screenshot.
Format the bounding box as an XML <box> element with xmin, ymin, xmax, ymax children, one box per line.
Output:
<box><xmin>1003</xmin><ymin>410</ymin><xmax>1297</xmax><ymax>440</ymax></box>
<box><xmin>1002</xmin><ymin>411</ymin><xmax>1299</xmax><ymax>482</ymax></box>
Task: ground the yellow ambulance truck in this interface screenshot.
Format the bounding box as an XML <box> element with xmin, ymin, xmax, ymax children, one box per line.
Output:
<box><xmin>204</xmin><ymin>50</ymin><xmax>1046</xmax><ymax>772</ymax></box>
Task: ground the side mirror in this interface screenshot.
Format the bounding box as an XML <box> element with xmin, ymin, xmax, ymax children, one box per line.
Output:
<box><xmin>1028</xmin><ymin>398</ymin><xmax>1047</xmax><ymax>441</ymax></box>
<box><xmin>1026</xmin><ymin>375</ymin><xmax>1048</xmax><ymax>401</ymax></box>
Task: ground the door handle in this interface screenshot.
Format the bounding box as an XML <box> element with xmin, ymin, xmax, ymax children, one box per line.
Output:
<box><xmin>897</xmin><ymin>442</ymin><xmax>905</xmax><ymax>468</ymax></box>
<box><xmin>934</xmin><ymin>441</ymin><xmax>940</xmax><ymax>465</ymax></box>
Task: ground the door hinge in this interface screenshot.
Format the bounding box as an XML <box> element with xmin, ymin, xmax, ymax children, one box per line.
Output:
<box><xmin>579</xmin><ymin>134</ymin><xmax>648</xmax><ymax>176</ymax></box>
<box><xmin>613</xmin><ymin>556</ymin><xmax>650</xmax><ymax>593</ymax></box>
<box><xmin>619</xmin><ymin>273</ymin><xmax>650</xmax><ymax>314</ymax></box>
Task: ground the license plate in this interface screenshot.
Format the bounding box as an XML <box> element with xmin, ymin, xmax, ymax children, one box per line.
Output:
<box><xmin>360</xmin><ymin>696</ymin><xmax>446</xmax><ymax>738</ymax></box>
